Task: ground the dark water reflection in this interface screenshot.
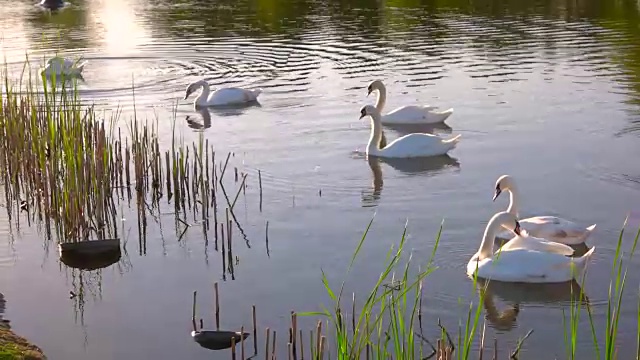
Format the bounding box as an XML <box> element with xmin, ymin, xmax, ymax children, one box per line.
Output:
<box><xmin>1</xmin><ymin>0</ymin><xmax>640</xmax><ymax>359</ymax></box>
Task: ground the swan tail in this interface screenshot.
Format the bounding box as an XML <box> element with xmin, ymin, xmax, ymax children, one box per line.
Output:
<box><xmin>577</xmin><ymin>246</ymin><xmax>596</xmax><ymax>269</ymax></box>
<box><xmin>428</xmin><ymin>107</ymin><xmax>454</xmax><ymax>122</ymax></box>
<box><xmin>574</xmin><ymin>224</ymin><xmax>597</xmax><ymax>243</ymax></box>
<box><xmin>443</xmin><ymin>134</ymin><xmax>461</xmax><ymax>145</ymax></box>
<box><xmin>571</xmin><ymin>246</ymin><xmax>596</xmax><ymax>275</ymax></box>
<box><xmin>249</xmin><ymin>88</ymin><xmax>263</xmax><ymax>99</ymax></box>
<box><xmin>433</xmin><ymin>107</ymin><xmax>454</xmax><ymax>115</ymax></box>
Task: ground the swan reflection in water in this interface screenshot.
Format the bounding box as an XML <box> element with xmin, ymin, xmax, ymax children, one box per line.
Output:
<box><xmin>361</xmin><ymin>152</ymin><xmax>460</xmax><ymax>207</ymax></box>
<box><xmin>186</xmin><ymin>107</ymin><xmax>212</xmax><ymax>130</ymax></box>
<box><xmin>474</xmin><ymin>278</ymin><xmax>589</xmax><ymax>332</ymax></box>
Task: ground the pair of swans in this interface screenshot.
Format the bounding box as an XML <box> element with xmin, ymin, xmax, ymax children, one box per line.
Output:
<box><xmin>360</xmin><ymin>80</ymin><xmax>460</xmax><ymax>158</ymax></box>
<box><xmin>493</xmin><ymin>175</ymin><xmax>596</xmax><ymax>245</ymax></box>
<box><xmin>41</xmin><ymin>56</ymin><xmax>86</xmax><ymax>77</ymax></box>
<box><xmin>467</xmin><ymin>211</ymin><xmax>595</xmax><ymax>283</ymax></box>
<box><xmin>184</xmin><ymin>79</ymin><xmax>262</xmax><ymax>107</ymax></box>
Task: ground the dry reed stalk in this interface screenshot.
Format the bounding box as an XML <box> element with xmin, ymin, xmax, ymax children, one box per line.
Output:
<box><xmin>241</xmin><ymin>326</ymin><xmax>245</xmax><ymax>360</ymax></box>
<box><xmin>265</xmin><ymin>328</ymin><xmax>271</xmax><ymax>360</ymax></box>
<box><xmin>479</xmin><ymin>323</ymin><xmax>486</xmax><ymax>360</ymax></box>
<box><xmin>265</xmin><ymin>221</ymin><xmax>270</xmax><ymax>257</ymax></box>
<box><xmin>291</xmin><ymin>312</ymin><xmax>298</xmax><ymax>359</ymax></box>
<box><xmin>253</xmin><ymin>305</ymin><xmax>258</xmax><ymax>355</ymax></box>
<box><xmin>214</xmin><ymin>282</ymin><xmax>220</xmax><ymax>330</ymax></box>
<box><xmin>258</xmin><ymin>169</ymin><xmax>263</xmax><ymax>212</ymax></box>
<box><xmin>315</xmin><ymin>321</ymin><xmax>322</xmax><ymax>359</ymax></box>
<box><xmin>272</xmin><ymin>330</ymin><xmax>277</xmax><ymax>360</ymax></box>
<box><xmin>191</xmin><ymin>291</ymin><xmax>197</xmax><ymax>331</ymax></box>
<box><xmin>231</xmin><ymin>337</ymin><xmax>236</xmax><ymax>360</ymax></box>
<box><xmin>299</xmin><ymin>329</ymin><xmax>304</xmax><ymax>360</ymax></box>
<box><xmin>318</xmin><ymin>336</ymin><xmax>325</xmax><ymax>360</ymax></box>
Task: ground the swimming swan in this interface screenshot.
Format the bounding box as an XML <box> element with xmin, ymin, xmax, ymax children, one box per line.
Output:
<box><xmin>41</xmin><ymin>56</ymin><xmax>86</xmax><ymax>77</ymax></box>
<box><xmin>467</xmin><ymin>212</ymin><xmax>596</xmax><ymax>283</ymax></box>
<box><xmin>184</xmin><ymin>79</ymin><xmax>262</xmax><ymax>107</ymax></box>
<box><xmin>367</xmin><ymin>80</ymin><xmax>453</xmax><ymax>125</ymax></box>
<box><xmin>493</xmin><ymin>175</ymin><xmax>596</xmax><ymax>245</ymax></box>
<box><xmin>359</xmin><ymin>105</ymin><xmax>460</xmax><ymax>158</ymax></box>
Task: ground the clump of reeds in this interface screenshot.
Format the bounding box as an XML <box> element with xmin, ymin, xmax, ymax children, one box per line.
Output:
<box><xmin>0</xmin><ymin>58</ymin><xmax>257</xmax><ymax>255</ymax></box>
<box><xmin>0</xmin><ymin>61</ymin><xmax>120</xmax><ymax>242</ymax></box>
<box><xmin>205</xmin><ymin>216</ymin><xmax>533</xmax><ymax>359</ymax></box>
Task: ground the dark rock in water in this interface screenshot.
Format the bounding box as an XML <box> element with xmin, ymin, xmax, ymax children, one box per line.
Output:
<box><xmin>59</xmin><ymin>239</ymin><xmax>121</xmax><ymax>271</ymax></box>
<box><xmin>39</xmin><ymin>0</ymin><xmax>66</xmax><ymax>10</ymax></box>
<box><xmin>191</xmin><ymin>330</ymin><xmax>250</xmax><ymax>351</ymax></box>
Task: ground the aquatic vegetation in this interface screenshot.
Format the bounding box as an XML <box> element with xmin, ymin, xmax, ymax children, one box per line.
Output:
<box><xmin>2</xmin><ymin>56</ymin><xmax>640</xmax><ymax>359</ymax></box>
<box><xmin>0</xmin><ymin>59</ymin><xmax>256</xmax><ymax>276</ymax></box>
<box><xmin>195</xmin><ymin>216</ymin><xmax>640</xmax><ymax>359</ymax></box>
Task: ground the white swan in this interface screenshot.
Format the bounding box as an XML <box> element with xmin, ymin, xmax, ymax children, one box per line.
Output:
<box><xmin>359</xmin><ymin>105</ymin><xmax>461</xmax><ymax>158</ymax></box>
<box><xmin>493</xmin><ymin>175</ymin><xmax>596</xmax><ymax>245</ymax></box>
<box><xmin>41</xmin><ymin>56</ymin><xmax>86</xmax><ymax>77</ymax></box>
<box><xmin>184</xmin><ymin>79</ymin><xmax>262</xmax><ymax>107</ymax></box>
<box><xmin>467</xmin><ymin>212</ymin><xmax>596</xmax><ymax>283</ymax></box>
<box><xmin>367</xmin><ymin>80</ymin><xmax>453</xmax><ymax>125</ymax></box>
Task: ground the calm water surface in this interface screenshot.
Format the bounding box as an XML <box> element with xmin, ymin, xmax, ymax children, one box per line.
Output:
<box><xmin>1</xmin><ymin>0</ymin><xmax>640</xmax><ymax>359</ymax></box>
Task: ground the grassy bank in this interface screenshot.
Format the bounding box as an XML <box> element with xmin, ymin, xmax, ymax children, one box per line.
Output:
<box><xmin>0</xmin><ymin>324</ymin><xmax>45</xmax><ymax>360</ymax></box>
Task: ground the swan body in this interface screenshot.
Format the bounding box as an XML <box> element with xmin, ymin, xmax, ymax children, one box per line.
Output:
<box><xmin>493</xmin><ymin>175</ymin><xmax>596</xmax><ymax>245</ymax></box>
<box><xmin>367</xmin><ymin>80</ymin><xmax>453</xmax><ymax>125</ymax></box>
<box><xmin>184</xmin><ymin>79</ymin><xmax>262</xmax><ymax>107</ymax></box>
<box><xmin>359</xmin><ymin>105</ymin><xmax>460</xmax><ymax>158</ymax></box>
<box><xmin>41</xmin><ymin>56</ymin><xmax>86</xmax><ymax>77</ymax></box>
<box><xmin>467</xmin><ymin>212</ymin><xmax>596</xmax><ymax>283</ymax></box>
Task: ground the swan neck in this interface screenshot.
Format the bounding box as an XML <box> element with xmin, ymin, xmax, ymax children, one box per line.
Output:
<box><xmin>367</xmin><ymin>112</ymin><xmax>383</xmax><ymax>154</ymax></box>
<box><xmin>196</xmin><ymin>82</ymin><xmax>210</xmax><ymax>104</ymax></box>
<box><xmin>478</xmin><ymin>219</ymin><xmax>499</xmax><ymax>260</ymax></box>
<box><xmin>506</xmin><ymin>187</ymin><xmax>520</xmax><ymax>217</ymax></box>
<box><xmin>375</xmin><ymin>85</ymin><xmax>386</xmax><ymax>113</ymax></box>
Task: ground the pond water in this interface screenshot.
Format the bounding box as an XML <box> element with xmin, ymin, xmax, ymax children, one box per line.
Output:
<box><xmin>1</xmin><ymin>0</ymin><xmax>640</xmax><ymax>359</ymax></box>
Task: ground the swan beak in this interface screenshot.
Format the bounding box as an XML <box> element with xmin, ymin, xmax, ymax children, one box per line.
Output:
<box><xmin>367</xmin><ymin>89</ymin><xmax>372</xmax><ymax>96</ymax></box>
<box><xmin>514</xmin><ymin>221</ymin><xmax>522</xmax><ymax>236</ymax></box>
<box><xmin>492</xmin><ymin>188</ymin><xmax>501</xmax><ymax>202</ymax></box>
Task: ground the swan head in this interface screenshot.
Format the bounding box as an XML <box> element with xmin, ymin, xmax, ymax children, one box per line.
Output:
<box><xmin>492</xmin><ymin>211</ymin><xmax>522</xmax><ymax>236</ymax></box>
<box><xmin>493</xmin><ymin>174</ymin><xmax>515</xmax><ymax>202</ymax></box>
<box><xmin>184</xmin><ymin>80</ymin><xmax>208</xmax><ymax>100</ymax></box>
<box><xmin>359</xmin><ymin>104</ymin><xmax>379</xmax><ymax>120</ymax></box>
<box><xmin>366</xmin><ymin>80</ymin><xmax>384</xmax><ymax>96</ymax></box>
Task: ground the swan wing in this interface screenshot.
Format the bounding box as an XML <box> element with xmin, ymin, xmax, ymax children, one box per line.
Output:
<box><xmin>381</xmin><ymin>133</ymin><xmax>457</xmax><ymax>158</ymax></box>
<box><xmin>382</xmin><ymin>105</ymin><xmax>453</xmax><ymax>124</ymax></box>
<box><xmin>208</xmin><ymin>87</ymin><xmax>260</xmax><ymax>106</ymax></box>
<box><xmin>521</xmin><ymin>216</ymin><xmax>595</xmax><ymax>238</ymax></box>
<box><xmin>498</xmin><ymin>235</ymin><xmax>575</xmax><ymax>256</ymax></box>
